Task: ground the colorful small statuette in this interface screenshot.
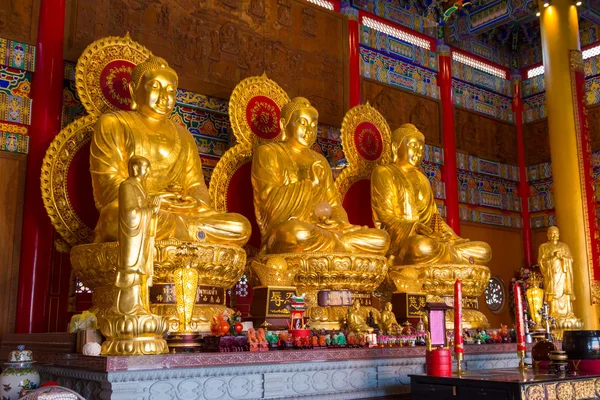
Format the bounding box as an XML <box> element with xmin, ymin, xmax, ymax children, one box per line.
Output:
<box><xmin>248</xmin><ymin>328</ymin><xmax>259</xmax><ymax>352</ymax></box>
<box><xmin>257</xmin><ymin>328</ymin><xmax>269</xmax><ymax>351</ymax></box>
<box><xmin>0</xmin><ymin>346</ymin><xmax>40</xmax><ymax>400</ymax></box>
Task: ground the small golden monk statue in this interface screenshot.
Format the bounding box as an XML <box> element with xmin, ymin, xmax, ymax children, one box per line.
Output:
<box><xmin>251</xmin><ymin>97</ymin><xmax>390</xmax><ymax>255</ymax></box>
<box><xmin>90</xmin><ymin>56</ymin><xmax>251</xmax><ymax>246</ymax></box>
<box><xmin>526</xmin><ymin>272</ymin><xmax>544</xmax><ymax>328</ymax></box>
<box><xmin>115</xmin><ymin>156</ymin><xmax>159</xmax><ymax>315</ymax></box>
<box><xmin>99</xmin><ymin>156</ymin><xmax>168</xmax><ymax>355</ymax></box>
<box><xmin>380</xmin><ymin>302</ymin><xmax>400</xmax><ymax>335</ymax></box>
<box><xmin>346</xmin><ymin>300</ymin><xmax>373</xmax><ymax>334</ymax></box>
<box><xmin>538</xmin><ymin>226</ymin><xmax>583</xmax><ymax>329</ymax></box>
<box><xmin>371</xmin><ymin>124</ymin><xmax>491</xmax><ymax>265</ymax></box>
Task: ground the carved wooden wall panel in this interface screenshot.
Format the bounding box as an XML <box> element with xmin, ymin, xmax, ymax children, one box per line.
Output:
<box><xmin>589</xmin><ymin>104</ymin><xmax>600</xmax><ymax>153</ymax></box>
<box><xmin>455</xmin><ymin>107</ymin><xmax>518</xmax><ymax>165</ymax></box>
<box><xmin>64</xmin><ymin>0</ymin><xmax>348</xmax><ymax>126</ymax></box>
<box><xmin>0</xmin><ymin>0</ymin><xmax>39</xmax><ymax>44</ymax></box>
<box><xmin>361</xmin><ymin>78</ymin><xmax>441</xmax><ymax>146</ymax></box>
<box><xmin>523</xmin><ymin>119</ymin><xmax>550</xmax><ymax>166</ymax></box>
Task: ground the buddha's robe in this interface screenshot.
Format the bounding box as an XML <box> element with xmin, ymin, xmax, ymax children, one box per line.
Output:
<box><xmin>90</xmin><ymin>111</ymin><xmax>250</xmax><ymax>246</ymax></box>
<box><xmin>371</xmin><ymin>163</ymin><xmax>491</xmax><ymax>265</ymax></box>
<box><xmin>252</xmin><ymin>142</ymin><xmax>389</xmax><ymax>255</ymax></box>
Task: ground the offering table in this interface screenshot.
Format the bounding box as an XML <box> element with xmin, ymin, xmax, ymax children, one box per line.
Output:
<box><xmin>36</xmin><ymin>343</ymin><xmax>529</xmax><ymax>400</ymax></box>
<box><xmin>410</xmin><ymin>368</ymin><xmax>600</xmax><ymax>400</ymax></box>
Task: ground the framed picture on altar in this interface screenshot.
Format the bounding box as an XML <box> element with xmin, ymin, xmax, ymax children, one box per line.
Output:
<box><xmin>426</xmin><ymin>302</ymin><xmax>452</xmax><ymax>347</ymax></box>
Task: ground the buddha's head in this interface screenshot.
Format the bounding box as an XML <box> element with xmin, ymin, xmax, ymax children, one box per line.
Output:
<box><xmin>128</xmin><ymin>155</ymin><xmax>151</xmax><ymax>180</ymax></box>
<box><xmin>280</xmin><ymin>97</ymin><xmax>319</xmax><ymax>149</ymax></box>
<box><xmin>548</xmin><ymin>226</ymin><xmax>560</xmax><ymax>243</ymax></box>
<box><xmin>384</xmin><ymin>302</ymin><xmax>393</xmax><ymax>312</ymax></box>
<box><xmin>129</xmin><ymin>56</ymin><xmax>178</xmax><ymax>120</ymax></box>
<box><xmin>391</xmin><ymin>124</ymin><xmax>425</xmax><ymax>167</ymax></box>
<box><xmin>352</xmin><ymin>299</ymin><xmax>361</xmax><ymax>310</ymax></box>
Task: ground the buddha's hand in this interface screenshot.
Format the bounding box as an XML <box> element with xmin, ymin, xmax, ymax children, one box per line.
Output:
<box><xmin>310</xmin><ymin>161</ymin><xmax>325</xmax><ymax>187</ymax></box>
<box><xmin>415</xmin><ymin>222</ymin><xmax>435</xmax><ymax>237</ymax></box>
<box><xmin>150</xmin><ymin>196</ymin><xmax>161</xmax><ymax>215</ymax></box>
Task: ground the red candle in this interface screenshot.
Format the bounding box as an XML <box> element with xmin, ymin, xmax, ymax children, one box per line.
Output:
<box><xmin>454</xmin><ymin>279</ymin><xmax>464</xmax><ymax>354</ymax></box>
<box><xmin>514</xmin><ymin>282</ymin><xmax>526</xmax><ymax>351</ymax></box>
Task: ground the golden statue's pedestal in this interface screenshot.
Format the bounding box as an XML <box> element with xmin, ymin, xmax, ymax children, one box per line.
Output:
<box><xmin>98</xmin><ymin>311</ymin><xmax>169</xmax><ymax>355</ymax></box>
<box><xmin>390</xmin><ymin>263</ymin><xmax>491</xmax><ymax>329</ymax></box>
<box><xmin>71</xmin><ymin>240</ymin><xmax>246</xmax><ymax>333</ymax></box>
<box><xmin>253</xmin><ymin>252</ymin><xmax>389</xmax><ymax>330</ymax></box>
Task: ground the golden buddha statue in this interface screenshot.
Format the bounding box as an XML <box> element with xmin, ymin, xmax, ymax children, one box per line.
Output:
<box><xmin>380</xmin><ymin>302</ymin><xmax>400</xmax><ymax>335</ymax></box>
<box><xmin>346</xmin><ymin>300</ymin><xmax>373</xmax><ymax>334</ymax></box>
<box><xmin>90</xmin><ymin>56</ymin><xmax>251</xmax><ymax>246</ymax></box>
<box><xmin>526</xmin><ymin>272</ymin><xmax>544</xmax><ymax>328</ymax></box>
<box><xmin>538</xmin><ymin>226</ymin><xmax>583</xmax><ymax>330</ymax></box>
<box><xmin>371</xmin><ymin>124</ymin><xmax>491</xmax><ymax>265</ymax></box>
<box><xmin>251</xmin><ymin>97</ymin><xmax>390</xmax><ymax>255</ymax></box>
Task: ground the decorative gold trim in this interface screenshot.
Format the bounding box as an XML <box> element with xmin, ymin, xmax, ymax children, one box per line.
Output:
<box><xmin>257</xmin><ymin>251</ymin><xmax>389</xmax><ymax>293</ymax></box>
<box><xmin>75</xmin><ymin>33</ymin><xmax>152</xmax><ymax>116</ymax></box>
<box><xmin>227</xmin><ymin>73</ymin><xmax>290</xmax><ymax>148</ymax></box>
<box><xmin>209</xmin><ymin>74</ymin><xmax>289</xmax><ymax>211</ymax></box>
<box><xmin>335</xmin><ymin>102</ymin><xmax>391</xmax><ymax>199</ymax></box>
<box><xmin>391</xmin><ymin>263</ymin><xmax>491</xmax><ymax>298</ymax></box>
<box><xmin>209</xmin><ymin>145</ymin><xmax>253</xmax><ymax>212</ymax></box>
<box><xmin>41</xmin><ymin>115</ymin><xmax>98</xmax><ymax>247</ymax></box>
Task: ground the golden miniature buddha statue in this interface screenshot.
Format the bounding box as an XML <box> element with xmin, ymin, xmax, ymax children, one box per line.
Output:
<box><xmin>538</xmin><ymin>226</ymin><xmax>583</xmax><ymax>329</ymax></box>
<box><xmin>251</xmin><ymin>97</ymin><xmax>390</xmax><ymax>255</ymax></box>
<box><xmin>371</xmin><ymin>124</ymin><xmax>491</xmax><ymax>265</ymax></box>
<box><xmin>90</xmin><ymin>56</ymin><xmax>251</xmax><ymax>246</ymax></box>
<box><xmin>380</xmin><ymin>302</ymin><xmax>400</xmax><ymax>335</ymax></box>
<box><xmin>115</xmin><ymin>156</ymin><xmax>159</xmax><ymax>315</ymax></box>
<box><xmin>346</xmin><ymin>300</ymin><xmax>373</xmax><ymax>334</ymax></box>
<box><xmin>526</xmin><ymin>272</ymin><xmax>545</xmax><ymax>328</ymax></box>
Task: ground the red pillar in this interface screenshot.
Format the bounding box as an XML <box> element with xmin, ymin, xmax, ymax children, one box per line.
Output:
<box><xmin>437</xmin><ymin>43</ymin><xmax>460</xmax><ymax>234</ymax></box>
<box><xmin>512</xmin><ymin>74</ymin><xmax>533</xmax><ymax>266</ymax></box>
<box><xmin>16</xmin><ymin>0</ymin><xmax>66</xmax><ymax>333</ymax></box>
<box><xmin>348</xmin><ymin>18</ymin><xmax>361</xmax><ymax>107</ymax></box>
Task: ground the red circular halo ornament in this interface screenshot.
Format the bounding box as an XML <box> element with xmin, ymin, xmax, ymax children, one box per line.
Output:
<box><xmin>246</xmin><ymin>95</ymin><xmax>281</xmax><ymax>139</ymax></box>
<box><xmin>99</xmin><ymin>60</ymin><xmax>135</xmax><ymax>111</ymax></box>
<box><xmin>354</xmin><ymin>122</ymin><xmax>383</xmax><ymax>161</ymax></box>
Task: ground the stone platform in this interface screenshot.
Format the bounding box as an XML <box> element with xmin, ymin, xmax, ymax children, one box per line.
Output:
<box><xmin>36</xmin><ymin>343</ymin><xmax>531</xmax><ymax>400</ymax></box>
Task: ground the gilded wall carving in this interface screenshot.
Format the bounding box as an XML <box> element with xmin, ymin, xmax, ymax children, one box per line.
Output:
<box><xmin>64</xmin><ymin>0</ymin><xmax>347</xmax><ymax>125</ymax></box>
<box><xmin>455</xmin><ymin>107</ymin><xmax>518</xmax><ymax>165</ymax></box>
<box><xmin>361</xmin><ymin>78</ymin><xmax>441</xmax><ymax>146</ymax></box>
<box><xmin>0</xmin><ymin>0</ymin><xmax>39</xmax><ymax>44</ymax></box>
<box><xmin>523</xmin><ymin>119</ymin><xmax>550</xmax><ymax>166</ymax></box>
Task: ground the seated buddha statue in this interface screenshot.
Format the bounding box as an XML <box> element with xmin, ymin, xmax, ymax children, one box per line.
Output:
<box><xmin>371</xmin><ymin>124</ymin><xmax>491</xmax><ymax>265</ymax></box>
<box><xmin>251</xmin><ymin>97</ymin><xmax>390</xmax><ymax>255</ymax></box>
<box><xmin>346</xmin><ymin>300</ymin><xmax>373</xmax><ymax>334</ymax></box>
<box><xmin>90</xmin><ymin>56</ymin><xmax>251</xmax><ymax>246</ymax></box>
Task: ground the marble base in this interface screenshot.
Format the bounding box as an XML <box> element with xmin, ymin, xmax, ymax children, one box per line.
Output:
<box><xmin>36</xmin><ymin>343</ymin><xmax>531</xmax><ymax>400</ymax></box>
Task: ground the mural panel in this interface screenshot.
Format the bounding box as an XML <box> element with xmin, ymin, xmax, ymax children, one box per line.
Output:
<box><xmin>455</xmin><ymin>107</ymin><xmax>517</xmax><ymax>165</ymax></box>
<box><xmin>64</xmin><ymin>0</ymin><xmax>348</xmax><ymax>126</ymax></box>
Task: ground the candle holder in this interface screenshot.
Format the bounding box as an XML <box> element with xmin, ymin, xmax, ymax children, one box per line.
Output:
<box><xmin>517</xmin><ymin>348</ymin><xmax>528</xmax><ymax>371</ymax></box>
<box><xmin>454</xmin><ymin>351</ymin><xmax>465</xmax><ymax>376</ymax></box>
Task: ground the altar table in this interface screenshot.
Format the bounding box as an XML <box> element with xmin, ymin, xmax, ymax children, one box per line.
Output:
<box><xmin>410</xmin><ymin>368</ymin><xmax>600</xmax><ymax>400</ymax></box>
<box><xmin>35</xmin><ymin>343</ymin><xmax>529</xmax><ymax>400</ymax></box>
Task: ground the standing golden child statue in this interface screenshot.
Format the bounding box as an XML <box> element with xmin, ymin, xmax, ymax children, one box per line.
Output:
<box><xmin>90</xmin><ymin>56</ymin><xmax>251</xmax><ymax>245</ymax></box>
<box><xmin>538</xmin><ymin>226</ymin><xmax>583</xmax><ymax>331</ymax></box>
<box><xmin>371</xmin><ymin>124</ymin><xmax>491</xmax><ymax>265</ymax></box>
<box><xmin>99</xmin><ymin>156</ymin><xmax>169</xmax><ymax>355</ymax></box>
<box><xmin>251</xmin><ymin>97</ymin><xmax>389</xmax><ymax>255</ymax></box>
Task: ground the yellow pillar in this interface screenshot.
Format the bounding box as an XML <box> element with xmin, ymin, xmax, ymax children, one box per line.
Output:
<box><xmin>539</xmin><ymin>0</ymin><xmax>600</xmax><ymax>329</ymax></box>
